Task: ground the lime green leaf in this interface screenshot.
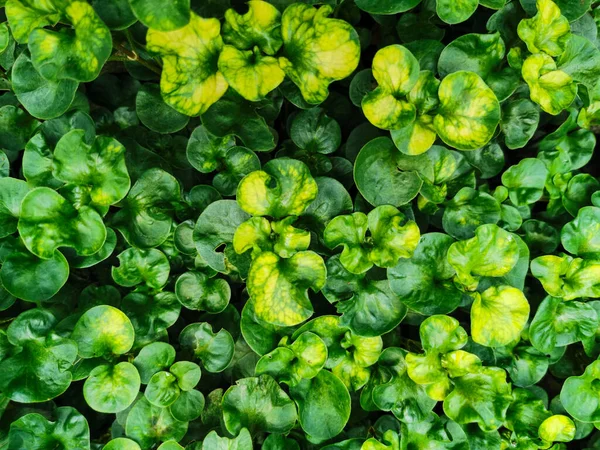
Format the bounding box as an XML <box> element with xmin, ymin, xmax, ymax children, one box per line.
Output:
<box><xmin>18</xmin><ymin>187</ymin><xmax>106</xmax><ymax>259</ymax></box>
<box><xmin>234</xmin><ymin>216</ymin><xmax>310</xmax><ymax>259</ymax></box>
<box><xmin>530</xmin><ymin>255</ymin><xmax>600</xmax><ymax>300</ymax></box>
<box><xmin>522</xmin><ymin>53</ymin><xmax>576</xmax><ymax>115</ymax></box>
<box><xmin>0</xmin><ymin>309</ymin><xmax>77</xmax><ymax>402</ymax></box>
<box><xmin>237</xmin><ymin>159</ymin><xmax>317</xmax><ymax>219</ymax></box>
<box><xmin>145</xmin><ymin>371</ymin><xmax>181</xmax><ymax>407</ymax></box>
<box><xmin>222</xmin><ymin>375</ymin><xmax>298</xmax><ymax>435</ymax></box>
<box><xmin>218</xmin><ymin>46</ymin><xmax>285</xmax><ymax>102</ymax></box>
<box><xmin>112</xmin><ymin>168</ymin><xmax>181</xmax><ymax>248</ymax></box>
<box><xmin>136</xmin><ymin>84</ymin><xmax>190</xmax><ymax>134</ymax></box>
<box><xmin>5</xmin><ymin>0</ymin><xmax>60</xmax><ymax>44</ymax></box>
<box><xmin>28</xmin><ymin>1</ymin><xmax>112</xmax><ymax>82</ymax></box>
<box><xmin>129</xmin><ymin>0</ymin><xmax>189</xmax><ymax>31</ymax></box>
<box><xmin>125</xmin><ymin>397</ymin><xmax>188</xmax><ymax>449</ymax></box>
<box><xmin>529</xmin><ymin>296</ymin><xmax>598</xmax><ymax>353</ymax></box>
<box><xmin>84</xmin><ymin>362</ymin><xmax>140</xmax><ymax>413</ymax></box>
<box><xmin>354</xmin><ymin>137</ymin><xmax>423</xmax><ymax>207</ymax></box>
<box><xmin>8</xmin><ymin>407</ymin><xmax>89</xmax><ymax>450</ymax></box>
<box><xmin>361</xmin><ymin>45</ymin><xmax>419</xmax><ymax>130</ymax></box>
<box><xmin>112</xmin><ymin>248</ymin><xmax>170</xmax><ymax>290</ymax></box>
<box><xmin>12</xmin><ymin>52</ymin><xmax>78</xmax><ymax>120</ymax></box>
<box><xmin>389</xmin><ymin>233</ymin><xmax>464</xmax><ymax>315</ymax></box>
<box><xmin>443</xmin><ymin>366</ymin><xmax>512</xmax><ymax>431</ymax></box>
<box><xmin>471</xmin><ymin>285</ymin><xmax>530</xmax><ymax>347</ymax></box>
<box><xmin>538</xmin><ymin>415</ymin><xmax>576</xmax><ymax>443</ymax></box>
<box><xmin>290</xmin><ymin>370</ymin><xmax>351</xmax><ymax>443</ymax></box>
<box><xmin>247</xmin><ymin>250</ymin><xmax>326</xmax><ymax>327</ymax></box>
<box><xmin>179</xmin><ymin>322</ymin><xmax>235</xmax><ymax>372</ymax></box>
<box><xmin>103</xmin><ymin>438</ymin><xmax>142</xmax><ymax>450</ymax></box>
<box><xmin>561</xmin><ymin>360</ymin><xmax>600</xmax><ymax>422</ymax></box>
<box><xmin>433</xmin><ymin>71</ymin><xmax>501</xmax><ymax>150</ymax></box>
<box><xmin>436</xmin><ymin>0</ymin><xmax>479</xmax><ymax>24</ymax></box>
<box><xmin>447</xmin><ymin>224</ymin><xmax>520</xmax><ymax>290</ymax></box>
<box><xmin>53</xmin><ymin>129</ymin><xmax>130</xmax><ymax>208</ymax></box>
<box><xmin>517</xmin><ymin>0</ymin><xmax>570</xmax><ymax>57</ymax></box>
<box><xmin>146</xmin><ymin>13</ymin><xmax>228</xmax><ymax>116</ymax></box>
<box><xmin>201</xmin><ymin>428</ymin><xmax>253</xmax><ymax>450</ymax></box>
<box><xmin>71</xmin><ymin>305</ymin><xmax>135</xmax><ymax>358</ymax></box>
<box><xmin>223</xmin><ymin>1</ymin><xmax>283</xmax><ymax>55</ymax></box>
<box><xmin>501</xmin><ymin>158</ymin><xmax>548</xmax><ymax>206</ymax></box>
<box><xmin>278</xmin><ymin>4</ymin><xmax>360</xmax><ymax>104</ymax></box>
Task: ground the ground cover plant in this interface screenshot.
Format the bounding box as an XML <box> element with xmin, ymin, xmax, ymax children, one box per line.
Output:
<box><xmin>1</xmin><ymin>0</ymin><xmax>600</xmax><ymax>448</ymax></box>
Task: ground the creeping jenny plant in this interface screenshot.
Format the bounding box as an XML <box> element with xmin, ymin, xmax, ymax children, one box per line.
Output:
<box><xmin>1</xmin><ymin>0</ymin><xmax>600</xmax><ymax>448</ymax></box>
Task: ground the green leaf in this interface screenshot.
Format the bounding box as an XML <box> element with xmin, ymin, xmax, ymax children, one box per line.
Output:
<box><xmin>278</xmin><ymin>4</ymin><xmax>360</xmax><ymax>104</ymax></box>
<box><xmin>561</xmin><ymin>206</ymin><xmax>600</xmax><ymax>257</ymax></box>
<box><xmin>134</xmin><ymin>342</ymin><xmax>176</xmax><ymax>384</ymax></box>
<box><xmin>186</xmin><ymin>125</ymin><xmax>236</xmax><ymax>173</ymax></box>
<box><xmin>223</xmin><ymin>1</ymin><xmax>282</xmax><ymax>55</ymax></box>
<box><xmin>443</xmin><ymin>366</ymin><xmax>512</xmax><ymax>431</ymax></box>
<box><xmin>538</xmin><ymin>415</ymin><xmax>576</xmax><ymax>443</ymax></box>
<box><xmin>471</xmin><ymin>285</ymin><xmax>530</xmax><ymax>347</ymax></box>
<box><xmin>290</xmin><ymin>369</ymin><xmax>351</xmax><ymax>443</ymax></box>
<box><xmin>84</xmin><ymin>362</ymin><xmax>141</xmax><ymax>413</ymax></box>
<box><xmin>179</xmin><ymin>322</ymin><xmax>235</xmax><ymax>372</ymax></box>
<box><xmin>290</xmin><ymin>107</ymin><xmax>341</xmax><ymax>155</ymax></box>
<box><xmin>501</xmin><ymin>98</ymin><xmax>540</xmax><ymax>150</ymax></box>
<box><xmin>433</xmin><ymin>71</ymin><xmax>501</xmax><ymax>150</ymax></box>
<box><xmin>0</xmin><ymin>105</ymin><xmax>40</xmax><ymax>152</ymax></box>
<box><xmin>71</xmin><ymin>305</ymin><xmax>135</xmax><ymax>358</ymax></box>
<box><xmin>436</xmin><ymin>0</ymin><xmax>479</xmax><ymax>24</ymax></box>
<box><xmin>355</xmin><ymin>0</ymin><xmax>422</xmax><ymax>14</ymax></box>
<box><xmin>146</xmin><ymin>12</ymin><xmax>227</xmax><ymax>116</ymax></box>
<box><xmin>125</xmin><ymin>397</ymin><xmax>188</xmax><ymax>449</ymax></box>
<box><xmin>170</xmin><ymin>389</ymin><xmax>205</xmax><ymax>422</ymax></box>
<box><xmin>8</xmin><ymin>407</ymin><xmax>89</xmax><ymax>450</ymax></box>
<box><xmin>361</xmin><ymin>45</ymin><xmax>419</xmax><ymax>130</ymax></box>
<box><xmin>438</xmin><ymin>33</ymin><xmax>505</xmax><ymax>79</ymax></box>
<box><xmin>517</xmin><ymin>0</ymin><xmax>570</xmax><ymax>57</ymax></box>
<box><xmin>501</xmin><ymin>158</ymin><xmax>548</xmax><ymax>206</ymax></box>
<box><xmin>447</xmin><ymin>224</ymin><xmax>520</xmax><ymax>290</ymax></box>
<box><xmin>91</xmin><ymin>0</ymin><xmax>136</xmax><ymax>30</ymax></box>
<box><xmin>561</xmin><ymin>360</ymin><xmax>600</xmax><ymax>422</ymax></box>
<box><xmin>112</xmin><ymin>248</ymin><xmax>170</xmax><ymax>290</ymax></box>
<box><xmin>18</xmin><ymin>187</ymin><xmax>106</xmax><ymax>259</ymax></box>
<box><xmin>323</xmin><ymin>255</ymin><xmax>407</xmax><ymax>337</ymax></box>
<box><xmin>28</xmin><ymin>1</ymin><xmax>112</xmax><ymax>82</ymax></box>
<box><xmin>128</xmin><ymin>0</ymin><xmax>189</xmax><ymax>31</ymax></box>
<box><xmin>530</xmin><ymin>255</ymin><xmax>600</xmax><ymax>300</ymax></box>
<box><xmin>247</xmin><ymin>250</ymin><xmax>326</xmax><ymax>327</ymax></box>
<box><xmin>145</xmin><ymin>371</ymin><xmax>181</xmax><ymax>407</ymax></box>
<box><xmin>0</xmin><ymin>177</ymin><xmax>30</xmax><ymax>238</ymax></box>
<box><xmin>256</xmin><ymin>332</ymin><xmax>327</xmax><ymax>385</ymax></box>
<box><xmin>12</xmin><ymin>52</ymin><xmax>78</xmax><ymax>120</ymax></box>
<box><xmin>175</xmin><ymin>271</ymin><xmax>230</xmax><ymax>313</ymax></box>
<box><xmin>136</xmin><ymin>84</ymin><xmax>190</xmax><ymax>134</ymax></box>
<box><xmin>0</xmin><ymin>244</ymin><xmax>69</xmax><ymax>302</ymax></box>
<box><xmin>237</xmin><ymin>158</ymin><xmax>317</xmax><ymax>219</ymax></box>
<box><xmin>201</xmin><ymin>428</ymin><xmax>253</xmax><ymax>450</ymax></box>
<box><xmin>442</xmin><ymin>187</ymin><xmax>501</xmax><ymax>240</ymax></box>
<box><xmin>53</xmin><ymin>129</ymin><xmax>130</xmax><ymax>208</ymax></box>
<box><xmin>529</xmin><ymin>296</ymin><xmax>598</xmax><ymax>353</ymax></box>
<box><xmin>222</xmin><ymin>375</ymin><xmax>298</xmax><ymax>435</ymax></box>
<box><xmin>103</xmin><ymin>438</ymin><xmax>142</xmax><ymax>450</ymax></box>
<box><xmin>522</xmin><ymin>53</ymin><xmax>576</xmax><ymax>115</ymax></box>
<box><xmin>354</xmin><ymin>137</ymin><xmax>422</xmax><ymax>207</ymax></box>
<box><xmin>0</xmin><ymin>308</ymin><xmax>77</xmax><ymax>402</ymax></box>
<box><xmin>112</xmin><ymin>168</ymin><xmax>181</xmax><ymax>248</ymax></box>
<box><xmin>388</xmin><ymin>233</ymin><xmax>464</xmax><ymax>315</ymax></box>
<box><xmin>193</xmin><ymin>199</ymin><xmax>251</xmax><ymax>275</ymax></box>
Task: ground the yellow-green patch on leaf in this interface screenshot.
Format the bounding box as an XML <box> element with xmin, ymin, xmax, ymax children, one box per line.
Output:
<box><xmin>538</xmin><ymin>415</ymin><xmax>576</xmax><ymax>443</ymax></box>
<box><xmin>517</xmin><ymin>0</ymin><xmax>571</xmax><ymax>57</ymax></box>
<box><xmin>6</xmin><ymin>0</ymin><xmax>60</xmax><ymax>43</ymax></box>
<box><xmin>223</xmin><ymin>0</ymin><xmax>283</xmax><ymax>55</ymax></box>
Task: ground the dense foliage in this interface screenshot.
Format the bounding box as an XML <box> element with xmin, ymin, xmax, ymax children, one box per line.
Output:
<box><xmin>1</xmin><ymin>0</ymin><xmax>600</xmax><ymax>448</ymax></box>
